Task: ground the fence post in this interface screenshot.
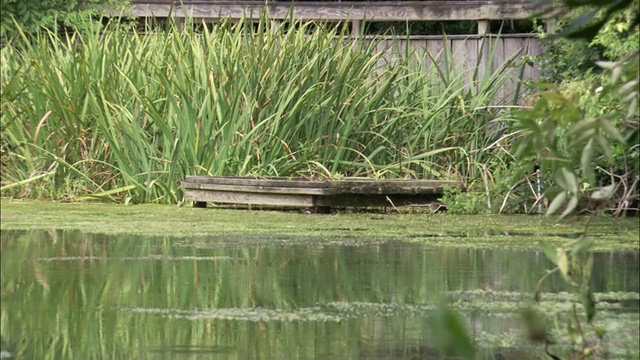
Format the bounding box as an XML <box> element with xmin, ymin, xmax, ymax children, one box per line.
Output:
<box><xmin>351</xmin><ymin>20</ymin><xmax>361</xmax><ymax>37</ymax></box>
<box><xmin>478</xmin><ymin>20</ymin><xmax>490</xmax><ymax>35</ymax></box>
<box><xmin>545</xmin><ymin>18</ymin><xmax>557</xmax><ymax>33</ymax></box>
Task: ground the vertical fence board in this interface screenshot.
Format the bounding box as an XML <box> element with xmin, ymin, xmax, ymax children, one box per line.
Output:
<box><xmin>502</xmin><ymin>37</ymin><xmax>527</xmax><ymax>102</ymax></box>
<box><xmin>476</xmin><ymin>36</ymin><xmax>491</xmax><ymax>91</ymax></box>
<box><xmin>410</xmin><ymin>38</ymin><xmax>427</xmax><ymax>52</ymax></box>
<box><xmin>528</xmin><ymin>37</ymin><xmax>546</xmax><ymax>80</ymax></box>
<box><xmin>425</xmin><ymin>38</ymin><xmax>445</xmax><ymax>74</ymax></box>
<box><xmin>491</xmin><ymin>37</ymin><xmax>507</xmax><ymax>100</ymax></box>
<box><xmin>522</xmin><ymin>37</ymin><xmax>536</xmax><ymax>90</ymax></box>
<box><xmin>464</xmin><ymin>38</ymin><xmax>479</xmax><ymax>91</ymax></box>
<box><xmin>451</xmin><ymin>38</ymin><xmax>466</xmax><ymax>76</ymax></box>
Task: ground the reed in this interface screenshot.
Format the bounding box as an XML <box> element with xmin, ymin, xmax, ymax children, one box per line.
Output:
<box><xmin>0</xmin><ymin>18</ymin><xmax>521</xmax><ymax>203</ymax></box>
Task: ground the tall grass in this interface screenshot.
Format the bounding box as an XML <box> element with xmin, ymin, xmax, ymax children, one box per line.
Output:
<box><xmin>0</xmin><ymin>18</ymin><xmax>522</xmax><ymax>203</ymax></box>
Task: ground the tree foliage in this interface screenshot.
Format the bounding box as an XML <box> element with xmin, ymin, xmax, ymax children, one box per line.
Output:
<box><xmin>515</xmin><ymin>0</ymin><xmax>639</xmax><ymax>217</ymax></box>
<box><xmin>541</xmin><ymin>0</ymin><xmax>639</xmax><ymax>41</ymax></box>
<box><xmin>0</xmin><ymin>0</ymin><xmax>130</xmax><ymax>41</ymax></box>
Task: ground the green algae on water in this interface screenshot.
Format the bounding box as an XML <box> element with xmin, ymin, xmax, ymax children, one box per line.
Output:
<box><xmin>1</xmin><ymin>199</ymin><xmax>637</xmax><ymax>251</ymax></box>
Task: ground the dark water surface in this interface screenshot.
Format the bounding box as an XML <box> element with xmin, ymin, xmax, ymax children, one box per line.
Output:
<box><xmin>1</xmin><ymin>230</ymin><xmax>638</xmax><ymax>359</ymax></box>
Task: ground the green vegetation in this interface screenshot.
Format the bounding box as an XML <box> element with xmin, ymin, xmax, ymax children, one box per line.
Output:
<box><xmin>509</xmin><ymin>1</ymin><xmax>639</xmax><ymax>358</ymax></box>
<box><xmin>0</xmin><ymin>1</ymin><xmax>636</xmax><ymax>218</ymax></box>
<box><xmin>1</xmin><ymin>18</ymin><xmax>522</xmax><ymax>204</ymax></box>
<box><xmin>0</xmin><ymin>0</ymin><xmax>130</xmax><ymax>41</ymax></box>
<box><xmin>516</xmin><ymin>0</ymin><xmax>639</xmax><ymax>218</ymax></box>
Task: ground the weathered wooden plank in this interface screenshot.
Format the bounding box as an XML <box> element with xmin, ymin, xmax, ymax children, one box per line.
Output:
<box><xmin>315</xmin><ymin>194</ymin><xmax>442</xmax><ymax>207</ymax></box>
<box><xmin>185</xmin><ymin>175</ymin><xmax>331</xmax><ymax>188</ymax></box>
<box><xmin>183</xmin><ymin>176</ymin><xmax>459</xmax><ymax>208</ymax></box>
<box><xmin>184</xmin><ymin>188</ymin><xmax>315</xmax><ymax>206</ymax></box>
<box><xmin>182</xmin><ymin>181</ymin><xmax>333</xmax><ymax>195</ymax></box>
<box><xmin>186</xmin><ymin>175</ymin><xmax>459</xmax><ymax>186</ymax></box>
<box><xmin>186</xmin><ymin>189</ymin><xmax>443</xmax><ymax>208</ymax></box>
<box><xmin>123</xmin><ymin>1</ymin><xmax>543</xmax><ymax>21</ymax></box>
<box><xmin>323</xmin><ymin>179</ymin><xmax>460</xmax><ymax>194</ymax></box>
<box><xmin>361</xmin><ymin>34</ymin><xmax>539</xmax><ymax>41</ymax></box>
<box><xmin>184</xmin><ymin>176</ymin><xmax>461</xmax><ymax>195</ymax></box>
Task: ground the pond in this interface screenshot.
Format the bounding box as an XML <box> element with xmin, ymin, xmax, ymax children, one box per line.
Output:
<box><xmin>1</xmin><ymin>228</ymin><xmax>638</xmax><ymax>359</ymax></box>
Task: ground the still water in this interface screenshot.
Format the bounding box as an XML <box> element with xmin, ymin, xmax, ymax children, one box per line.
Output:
<box><xmin>1</xmin><ymin>230</ymin><xmax>638</xmax><ymax>359</ymax></box>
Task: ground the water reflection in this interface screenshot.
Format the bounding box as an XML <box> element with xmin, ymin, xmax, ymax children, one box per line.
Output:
<box><xmin>1</xmin><ymin>230</ymin><xmax>638</xmax><ymax>359</ymax></box>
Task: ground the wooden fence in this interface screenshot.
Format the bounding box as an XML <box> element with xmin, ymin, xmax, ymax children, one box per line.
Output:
<box><xmin>123</xmin><ymin>1</ymin><xmax>550</xmax><ymax>25</ymax></box>
<box><xmin>373</xmin><ymin>34</ymin><xmax>544</xmax><ymax>101</ymax></box>
<box><xmin>115</xmin><ymin>1</ymin><xmax>553</xmax><ymax>101</ymax></box>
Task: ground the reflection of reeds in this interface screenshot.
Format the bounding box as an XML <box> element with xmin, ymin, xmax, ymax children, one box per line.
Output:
<box><xmin>1</xmin><ymin>230</ymin><xmax>638</xmax><ymax>358</ymax></box>
<box><xmin>1</xmin><ymin>18</ymin><xmax>522</xmax><ymax>203</ymax></box>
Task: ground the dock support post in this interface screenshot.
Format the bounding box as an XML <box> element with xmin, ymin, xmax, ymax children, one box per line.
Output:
<box><xmin>313</xmin><ymin>206</ymin><xmax>331</xmax><ymax>214</ymax></box>
<box><xmin>193</xmin><ymin>201</ymin><xmax>207</xmax><ymax>208</ymax></box>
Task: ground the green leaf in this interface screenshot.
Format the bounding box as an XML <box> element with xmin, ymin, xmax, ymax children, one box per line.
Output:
<box><xmin>570</xmin><ymin>128</ymin><xmax>597</xmax><ymax>147</ymax></box>
<box><xmin>557</xmin><ymin>247</ymin><xmax>570</xmax><ymax>282</ymax></box>
<box><xmin>607</xmin><ymin>0</ymin><xmax>635</xmax><ymax>12</ymax></box>
<box><xmin>580</xmin><ymin>139</ymin><xmax>595</xmax><ymax>184</ymax></box>
<box><xmin>570</xmin><ymin>20</ymin><xmax>609</xmax><ymax>41</ymax></box>
<box><xmin>570</xmin><ymin>236</ymin><xmax>594</xmax><ymax>255</ymax></box>
<box><xmin>541</xmin><ymin>242</ymin><xmax>558</xmax><ymax>265</ymax></box>
<box><xmin>541</xmin><ymin>91</ymin><xmax>567</xmax><ymax>105</ymax></box>
<box><xmin>427</xmin><ymin>309</ymin><xmax>475</xmax><ymax>359</ymax></box>
<box><xmin>560</xmin><ymin>195</ymin><xmax>579</xmax><ymax>219</ymax></box>
<box><xmin>526</xmin><ymin>81</ymin><xmax>557</xmax><ymax>90</ymax></box>
<box><xmin>622</xmin><ymin>91</ymin><xmax>639</xmax><ymax>104</ymax></box>
<box><xmin>595</xmin><ymin>61</ymin><xmax>616</xmax><ymax>70</ymax></box>
<box><xmin>562</xmin><ymin>13</ymin><xmax>607</xmax><ymax>41</ymax></box>
<box><xmin>612</xmin><ymin>65</ymin><xmax>622</xmax><ymax>84</ymax></box>
<box><xmin>546</xmin><ymin>191</ymin><xmax>567</xmax><ymax>216</ymax></box>
<box><xmin>521</xmin><ymin>307</ymin><xmax>548</xmax><ymax>343</ymax></box>
<box><xmin>568</xmin><ymin>117</ymin><xmax>597</xmax><ymax>137</ymax></box>
<box><xmin>590</xmin><ymin>183</ymin><xmax>615</xmax><ymax>200</ymax></box>
<box><xmin>584</xmin><ymin>252</ymin><xmax>594</xmax><ymax>281</ymax></box>
<box><xmin>581</xmin><ymin>285</ymin><xmax>596</xmax><ymax>323</ymax></box>
<box><xmin>626</xmin><ymin>95</ymin><xmax>638</xmax><ymax>119</ymax></box>
<box><xmin>594</xmin><ymin>133</ymin><xmax>614</xmax><ymax>161</ymax></box>
<box><xmin>555</xmin><ymin>170</ymin><xmax>567</xmax><ymax>190</ymax></box>
<box><xmin>562</xmin><ymin>103</ymin><xmax>584</xmax><ymax>123</ymax></box>
<box><xmin>598</xmin><ymin>118</ymin><xmax>626</xmax><ymax>143</ymax></box>
<box><xmin>619</xmin><ymin>79</ymin><xmax>639</xmax><ymax>95</ymax></box>
<box><xmin>561</xmin><ymin>168</ymin><xmax>579</xmax><ymax>193</ymax></box>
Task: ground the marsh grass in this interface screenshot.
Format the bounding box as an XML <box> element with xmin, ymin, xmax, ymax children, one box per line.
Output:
<box><xmin>1</xmin><ymin>18</ymin><xmax>522</xmax><ymax>203</ymax></box>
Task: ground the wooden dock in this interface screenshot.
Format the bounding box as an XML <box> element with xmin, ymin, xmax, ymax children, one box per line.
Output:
<box><xmin>182</xmin><ymin>176</ymin><xmax>462</xmax><ymax>211</ymax></box>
